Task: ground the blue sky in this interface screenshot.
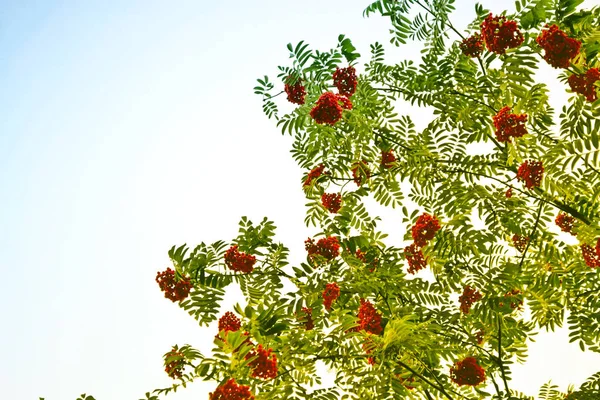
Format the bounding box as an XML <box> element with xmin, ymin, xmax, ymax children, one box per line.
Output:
<box><xmin>1</xmin><ymin>0</ymin><xmax>599</xmax><ymax>399</ymax></box>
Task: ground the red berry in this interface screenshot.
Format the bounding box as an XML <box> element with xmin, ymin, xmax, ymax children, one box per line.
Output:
<box><xmin>299</xmin><ymin>307</ymin><xmax>314</xmax><ymax>330</ymax></box>
<box><xmin>321</xmin><ymin>192</ymin><xmax>342</xmax><ymax>213</ymax></box>
<box><xmin>512</xmin><ymin>234</ymin><xmax>529</xmax><ymax>253</ymax></box>
<box><xmin>333</xmin><ymin>66</ymin><xmax>358</xmax><ymax>97</ymax></box>
<box><xmin>209</xmin><ymin>378</ymin><xmax>255</xmax><ymax>400</ymax></box>
<box><xmin>156</xmin><ymin>268</ymin><xmax>192</xmax><ymax>302</ymax></box>
<box><xmin>305</xmin><ymin>236</ymin><xmax>341</xmax><ymax>262</ymax></box>
<box><xmin>493</xmin><ymin>106</ymin><xmax>528</xmax><ymax>143</ymax></box>
<box><xmin>536</xmin><ymin>25</ymin><xmax>581</xmax><ymax>69</ymax></box>
<box><xmin>581</xmin><ymin>243</ymin><xmax>600</xmax><ymax>268</ymax></box>
<box><xmin>517</xmin><ymin>160</ymin><xmax>544</xmax><ymax>189</ymax></box>
<box><xmin>568</xmin><ymin>68</ymin><xmax>600</xmax><ymax>102</ymax></box>
<box><xmin>284</xmin><ymin>76</ymin><xmax>307</xmax><ymax>105</ymax></box>
<box><xmin>303</xmin><ymin>164</ymin><xmax>326</xmax><ymax>187</ymax></box>
<box><xmin>164</xmin><ymin>347</ymin><xmax>186</xmax><ymax>379</ymax></box>
<box><xmin>481</xmin><ymin>14</ymin><xmax>524</xmax><ymax>54</ymax></box>
<box><xmin>450</xmin><ymin>357</ymin><xmax>486</xmax><ymax>386</ymax></box>
<box><xmin>555</xmin><ymin>213</ymin><xmax>576</xmax><ymax>235</ymax></box>
<box><xmin>381</xmin><ymin>149</ymin><xmax>396</xmax><ymax>169</ymax></box>
<box><xmin>322</xmin><ymin>282</ymin><xmax>341</xmax><ymax>310</ymax></box>
<box><xmin>357</xmin><ymin>299</ymin><xmax>383</xmax><ymax>335</ymax></box>
<box><xmin>246</xmin><ymin>344</ymin><xmax>278</xmax><ymax>380</ymax></box>
<box><xmin>475</xmin><ymin>329</ymin><xmax>485</xmax><ymax>345</ymax></box>
<box><xmin>404</xmin><ymin>243</ymin><xmax>427</xmax><ymax>274</ymax></box>
<box><xmin>459</xmin><ymin>286</ymin><xmax>483</xmax><ymax>314</ymax></box>
<box><xmin>218</xmin><ymin>312</ymin><xmax>241</xmax><ymax>333</ymax></box>
<box><xmin>224</xmin><ymin>245</ymin><xmax>256</xmax><ymax>273</ymax></box>
<box><xmin>460</xmin><ymin>34</ymin><xmax>484</xmax><ymax>58</ymax></box>
<box><xmin>310</xmin><ymin>92</ymin><xmax>352</xmax><ymax>125</ymax></box>
<box><xmin>411</xmin><ymin>213</ymin><xmax>441</xmax><ymax>247</ymax></box>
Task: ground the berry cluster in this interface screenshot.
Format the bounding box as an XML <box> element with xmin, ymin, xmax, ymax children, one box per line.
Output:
<box><xmin>357</xmin><ymin>299</ymin><xmax>383</xmax><ymax>335</ymax></box>
<box><xmin>322</xmin><ymin>282</ymin><xmax>341</xmax><ymax>310</ymax></box>
<box><xmin>480</xmin><ymin>14</ymin><xmax>524</xmax><ymax>54</ymax></box>
<box><xmin>224</xmin><ymin>245</ymin><xmax>257</xmax><ymax>274</ymax></box>
<box><xmin>303</xmin><ymin>164</ymin><xmax>326</xmax><ymax>187</ymax></box>
<box><xmin>381</xmin><ymin>149</ymin><xmax>396</xmax><ymax>169</ymax></box>
<box><xmin>246</xmin><ymin>344</ymin><xmax>278</xmax><ymax>380</ymax></box>
<box><xmin>449</xmin><ymin>357</ymin><xmax>486</xmax><ymax>386</ymax></box>
<box><xmin>209</xmin><ymin>378</ymin><xmax>254</xmax><ymax>400</ymax></box>
<box><xmin>404</xmin><ymin>243</ymin><xmax>427</xmax><ymax>274</ymax></box>
<box><xmin>156</xmin><ymin>268</ymin><xmax>192</xmax><ymax>302</ymax></box>
<box><xmin>493</xmin><ymin>106</ymin><xmax>528</xmax><ymax>142</ymax></box>
<box><xmin>555</xmin><ymin>213</ymin><xmax>576</xmax><ymax>235</ymax></box>
<box><xmin>460</xmin><ymin>34</ymin><xmax>484</xmax><ymax>58</ymax></box>
<box><xmin>503</xmin><ymin>289</ymin><xmax>524</xmax><ymax>310</ymax></box>
<box><xmin>284</xmin><ymin>76</ymin><xmax>306</xmax><ymax>105</ymax></box>
<box><xmin>459</xmin><ymin>286</ymin><xmax>483</xmax><ymax>315</ymax></box>
<box><xmin>505</xmin><ymin>188</ymin><xmax>513</xmax><ymax>198</ymax></box>
<box><xmin>215</xmin><ymin>312</ymin><xmax>252</xmax><ymax>349</ymax></box>
<box><xmin>411</xmin><ymin>213</ymin><xmax>441</xmax><ymax>247</ymax></box>
<box><xmin>300</xmin><ymin>307</ymin><xmax>314</xmax><ymax>331</ymax></box>
<box><xmin>218</xmin><ymin>311</ymin><xmax>241</xmax><ymax>333</ymax></box>
<box><xmin>512</xmin><ymin>235</ymin><xmax>530</xmax><ymax>253</ymax></box>
<box><xmin>305</xmin><ymin>236</ymin><xmax>341</xmax><ymax>262</ymax></box>
<box><xmin>517</xmin><ymin>160</ymin><xmax>544</xmax><ymax>189</ymax></box>
<box><xmin>568</xmin><ymin>68</ymin><xmax>600</xmax><ymax>102</ymax></box>
<box><xmin>351</xmin><ymin>160</ymin><xmax>370</xmax><ymax>186</ymax></box>
<box><xmin>164</xmin><ymin>347</ymin><xmax>186</xmax><ymax>379</ymax></box>
<box><xmin>581</xmin><ymin>241</ymin><xmax>600</xmax><ymax>268</ymax></box>
<box><xmin>338</xmin><ymin>95</ymin><xmax>353</xmax><ymax>110</ymax></box>
<box><xmin>321</xmin><ymin>192</ymin><xmax>342</xmax><ymax>213</ymax></box>
<box><xmin>310</xmin><ymin>92</ymin><xmax>352</xmax><ymax>125</ymax></box>
<box><xmin>333</xmin><ymin>66</ymin><xmax>358</xmax><ymax>97</ymax></box>
<box><xmin>536</xmin><ymin>25</ymin><xmax>581</xmax><ymax>69</ymax></box>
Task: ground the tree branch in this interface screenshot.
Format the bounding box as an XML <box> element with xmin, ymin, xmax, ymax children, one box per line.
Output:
<box><xmin>518</xmin><ymin>201</ymin><xmax>544</xmax><ymax>272</ymax></box>
<box><xmin>497</xmin><ymin>317</ymin><xmax>510</xmax><ymax>394</ymax></box>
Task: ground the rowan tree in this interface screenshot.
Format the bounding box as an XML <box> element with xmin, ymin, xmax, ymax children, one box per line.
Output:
<box><xmin>52</xmin><ymin>0</ymin><xmax>600</xmax><ymax>399</ymax></box>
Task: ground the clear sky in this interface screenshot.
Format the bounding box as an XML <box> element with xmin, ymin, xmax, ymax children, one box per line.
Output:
<box><xmin>1</xmin><ymin>1</ymin><xmax>599</xmax><ymax>399</ymax></box>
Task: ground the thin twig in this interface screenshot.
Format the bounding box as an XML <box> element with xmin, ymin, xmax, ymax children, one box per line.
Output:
<box><xmin>497</xmin><ymin>317</ymin><xmax>510</xmax><ymax>394</ymax></box>
<box><xmin>263</xmin><ymin>91</ymin><xmax>284</xmax><ymax>101</ymax></box>
<box><xmin>414</xmin><ymin>0</ymin><xmax>487</xmax><ymax>76</ymax></box>
<box><xmin>449</xmin><ymin>90</ymin><xmax>497</xmax><ymax>113</ymax></box>
<box><xmin>442</xmin><ymin>167</ymin><xmax>591</xmax><ymax>225</ymax></box>
<box><xmin>518</xmin><ymin>201</ymin><xmax>544</xmax><ymax>272</ymax></box>
<box><xmin>396</xmin><ymin>360</ymin><xmax>456</xmax><ymax>400</ymax></box>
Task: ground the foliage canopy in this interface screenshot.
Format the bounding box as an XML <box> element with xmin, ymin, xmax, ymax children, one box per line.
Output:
<box><xmin>51</xmin><ymin>0</ymin><xmax>600</xmax><ymax>399</ymax></box>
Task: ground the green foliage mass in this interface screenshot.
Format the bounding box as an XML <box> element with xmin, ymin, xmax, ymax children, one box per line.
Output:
<box><xmin>54</xmin><ymin>0</ymin><xmax>600</xmax><ymax>399</ymax></box>
<box><xmin>169</xmin><ymin>0</ymin><xmax>600</xmax><ymax>399</ymax></box>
